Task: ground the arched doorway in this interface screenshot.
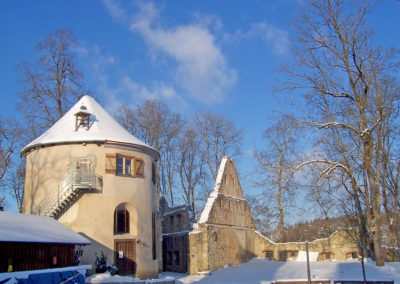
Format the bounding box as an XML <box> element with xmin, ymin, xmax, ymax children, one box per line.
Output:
<box><xmin>114</xmin><ymin>203</ymin><xmax>136</xmax><ymax>275</ymax></box>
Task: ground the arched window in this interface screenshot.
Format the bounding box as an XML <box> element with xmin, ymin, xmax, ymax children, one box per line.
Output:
<box><xmin>114</xmin><ymin>204</ymin><xmax>130</xmax><ymax>234</ymax></box>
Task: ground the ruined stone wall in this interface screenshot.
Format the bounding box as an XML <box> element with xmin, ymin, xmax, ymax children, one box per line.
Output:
<box><xmin>160</xmin><ymin>198</ymin><xmax>194</xmax><ymax>273</ymax></box>
<box><xmin>189</xmin><ymin>157</ymin><xmax>256</xmax><ymax>274</ymax></box>
<box><xmin>187</xmin><ymin>157</ymin><xmax>362</xmax><ymax>275</ymax></box>
<box><xmin>254</xmin><ymin>229</ymin><xmax>360</xmax><ymax>261</ymax></box>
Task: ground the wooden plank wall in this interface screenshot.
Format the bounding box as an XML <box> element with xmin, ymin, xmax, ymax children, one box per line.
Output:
<box><xmin>0</xmin><ymin>242</ymin><xmax>75</xmax><ymax>272</ymax></box>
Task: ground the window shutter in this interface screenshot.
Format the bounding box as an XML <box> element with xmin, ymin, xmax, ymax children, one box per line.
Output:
<box><xmin>135</xmin><ymin>159</ymin><xmax>144</xmax><ymax>177</ymax></box>
<box><xmin>152</xmin><ymin>163</ymin><xmax>156</xmax><ymax>184</ymax></box>
<box><xmin>105</xmin><ymin>154</ymin><xmax>116</xmax><ymax>174</ymax></box>
<box><xmin>152</xmin><ymin>211</ymin><xmax>156</xmax><ymax>259</ymax></box>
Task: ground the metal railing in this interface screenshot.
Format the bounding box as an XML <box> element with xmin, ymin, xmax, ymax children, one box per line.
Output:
<box><xmin>38</xmin><ymin>169</ymin><xmax>96</xmax><ymax>216</ymax></box>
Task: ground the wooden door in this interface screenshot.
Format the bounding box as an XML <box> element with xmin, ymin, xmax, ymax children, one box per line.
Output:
<box><xmin>114</xmin><ymin>239</ymin><xmax>136</xmax><ymax>275</ymax></box>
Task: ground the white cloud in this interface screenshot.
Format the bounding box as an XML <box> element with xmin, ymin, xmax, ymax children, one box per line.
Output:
<box><xmin>248</xmin><ymin>22</ymin><xmax>290</xmax><ymax>55</ymax></box>
<box><xmin>103</xmin><ymin>0</ymin><xmax>128</xmax><ymax>23</ymax></box>
<box><xmin>104</xmin><ymin>0</ymin><xmax>237</xmax><ymax>104</ymax></box>
<box><xmin>76</xmin><ymin>44</ymin><xmax>183</xmax><ymax>110</ymax></box>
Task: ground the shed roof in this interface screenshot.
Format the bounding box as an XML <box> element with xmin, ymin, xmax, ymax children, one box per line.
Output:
<box><xmin>0</xmin><ymin>212</ymin><xmax>90</xmax><ymax>245</ymax></box>
<box><xmin>22</xmin><ymin>95</ymin><xmax>159</xmax><ymax>158</ymax></box>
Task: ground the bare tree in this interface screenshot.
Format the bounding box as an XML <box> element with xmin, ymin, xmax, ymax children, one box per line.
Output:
<box><xmin>115</xmin><ymin>100</ymin><xmax>183</xmax><ymax>202</ymax></box>
<box><xmin>193</xmin><ymin>112</ymin><xmax>242</xmax><ymax>186</ymax></box>
<box><xmin>0</xmin><ymin>118</ymin><xmax>18</xmax><ymax>182</ymax></box>
<box><xmin>0</xmin><ymin>117</ymin><xmax>23</xmax><ymax>210</ymax></box>
<box><xmin>280</xmin><ymin>0</ymin><xmax>400</xmax><ymax>266</ymax></box>
<box><xmin>17</xmin><ymin>29</ymin><xmax>85</xmax><ymax>139</ymax></box>
<box><xmin>255</xmin><ymin>116</ymin><xmax>298</xmax><ymax>241</ymax></box>
<box><xmin>177</xmin><ymin>126</ymin><xmax>203</xmax><ymax>218</ymax></box>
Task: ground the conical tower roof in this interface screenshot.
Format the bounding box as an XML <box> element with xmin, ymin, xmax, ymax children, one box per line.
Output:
<box><xmin>22</xmin><ymin>95</ymin><xmax>159</xmax><ymax>158</ymax></box>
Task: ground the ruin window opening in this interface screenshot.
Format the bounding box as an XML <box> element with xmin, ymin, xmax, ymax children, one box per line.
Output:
<box><xmin>265</xmin><ymin>250</ymin><xmax>273</xmax><ymax>260</ymax></box>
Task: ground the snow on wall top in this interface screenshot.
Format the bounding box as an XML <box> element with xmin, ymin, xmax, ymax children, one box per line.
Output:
<box><xmin>198</xmin><ymin>157</ymin><xmax>228</xmax><ymax>224</ymax></box>
<box><xmin>0</xmin><ymin>211</ymin><xmax>90</xmax><ymax>244</ymax></box>
<box><xmin>22</xmin><ymin>95</ymin><xmax>158</xmax><ymax>157</ymax></box>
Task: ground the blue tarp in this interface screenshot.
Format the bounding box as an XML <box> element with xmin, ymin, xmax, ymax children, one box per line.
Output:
<box><xmin>4</xmin><ymin>270</ymin><xmax>85</xmax><ymax>284</ymax></box>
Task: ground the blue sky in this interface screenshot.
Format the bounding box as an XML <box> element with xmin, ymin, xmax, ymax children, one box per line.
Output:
<box><xmin>1</xmin><ymin>0</ymin><xmax>399</xmax><ymax>214</ymax></box>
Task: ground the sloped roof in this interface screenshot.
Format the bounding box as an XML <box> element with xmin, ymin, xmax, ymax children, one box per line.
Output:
<box><xmin>22</xmin><ymin>95</ymin><xmax>158</xmax><ymax>158</ymax></box>
<box><xmin>0</xmin><ymin>211</ymin><xmax>90</xmax><ymax>244</ymax></box>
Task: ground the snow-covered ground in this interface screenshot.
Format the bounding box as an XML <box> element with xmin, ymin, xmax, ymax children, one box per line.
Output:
<box><xmin>158</xmin><ymin>258</ymin><xmax>400</xmax><ymax>283</ymax></box>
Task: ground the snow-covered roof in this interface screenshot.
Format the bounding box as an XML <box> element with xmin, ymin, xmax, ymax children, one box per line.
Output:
<box><xmin>0</xmin><ymin>211</ymin><xmax>90</xmax><ymax>245</ymax></box>
<box><xmin>22</xmin><ymin>95</ymin><xmax>159</xmax><ymax>158</ymax></box>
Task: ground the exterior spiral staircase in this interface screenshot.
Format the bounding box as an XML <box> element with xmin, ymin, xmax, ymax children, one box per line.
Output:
<box><xmin>38</xmin><ymin>169</ymin><xmax>100</xmax><ymax>218</ymax></box>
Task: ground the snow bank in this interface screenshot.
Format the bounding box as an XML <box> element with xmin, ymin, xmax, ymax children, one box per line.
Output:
<box><xmin>296</xmin><ymin>251</ymin><xmax>319</xmax><ymax>262</ymax></box>
<box><xmin>161</xmin><ymin>258</ymin><xmax>400</xmax><ymax>283</ymax></box>
<box><xmin>86</xmin><ymin>273</ymin><xmax>175</xmax><ymax>284</ymax></box>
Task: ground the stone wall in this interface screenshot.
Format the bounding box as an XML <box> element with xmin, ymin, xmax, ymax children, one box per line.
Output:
<box><xmin>189</xmin><ymin>157</ymin><xmax>257</xmax><ymax>274</ymax></box>
<box><xmin>160</xmin><ymin>198</ymin><xmax>194</xmax><ymax>273</ymax></box>
<box><xmin>254</xmin><ymin>229</ymin><xmax>360</xmax><ymax>261</ymax></box>
<box><xmin>187</xmin><ymin>157</ymin><xmax>362</xmax><ymax>275</ymax></box>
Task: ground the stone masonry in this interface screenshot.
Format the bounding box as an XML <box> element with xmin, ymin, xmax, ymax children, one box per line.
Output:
<box><xmin>187</xmin><ymin>157</ymin><xmax>361</xmax><ymax>275</ymax></box>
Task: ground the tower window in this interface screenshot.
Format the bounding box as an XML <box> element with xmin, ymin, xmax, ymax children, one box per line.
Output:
<box><xmin>114</xmin><ymin>204</ymin><xmax>130</xmax><ymax>234</ymax></box>
<box><xmin>106</xmin><ymin>154</ymin><xmax>143</xmax><ymax>177</ymax></box>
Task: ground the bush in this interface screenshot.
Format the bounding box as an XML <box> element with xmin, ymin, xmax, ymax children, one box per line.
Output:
<box><xmin>74</xmin><ymin>246</ymin><xmax>84</xmax><ymax>265</ymax></box>
<box><xmin>95</xmin><ymin>252</ymin><xmax>119</xmax><ymax>275</ymax></box>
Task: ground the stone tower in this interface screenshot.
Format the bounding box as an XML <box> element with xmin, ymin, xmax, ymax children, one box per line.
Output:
<box><xmin>22</xmin><ymin>95</ymin><xmax>160</xmax><ymax>278</ymax></box>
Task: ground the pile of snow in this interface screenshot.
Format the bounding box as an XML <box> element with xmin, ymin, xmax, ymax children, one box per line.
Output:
<box><xmin>86</xmin><ymin>273</ymin><xmax>144</xmax><ymax>283</ymax></box>
<box><xmin>86</xmin><ymin>273</ymin><xmax>175</xmax><ymax>284</ymax></box>
<box><xmin>296</xmin><ymin>251</ymin><xmax>319</xmax><ymax>262</ymax></box>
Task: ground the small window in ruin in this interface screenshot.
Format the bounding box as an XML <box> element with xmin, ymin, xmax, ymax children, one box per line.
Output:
<box><xmin>170</xmin><ymin>215</ymin><xmax>174</xmax><ymax>227</ymax></box>
<box><xmin>325</xmin><ymin>252</ymin><xmax>331</xmax><ymax>260</ymax></box>
<box><xmin>265</xmin><ymin>251</ymin><xmax>273</xmax><ymax>260</ymax></box>
<box><xmin>278</xmin><ymin>251</ymin><xmax>287</xmax><ymax>261</ymax></box>
<box><xmin>212</xmin><ymin>231</ymin><xmax>218</xmax><ymax>241</ymax></box>
<box><xmin>232</xmin><ymin>177</ymin><xmax>235</xmax><ymax>186</ymax></box>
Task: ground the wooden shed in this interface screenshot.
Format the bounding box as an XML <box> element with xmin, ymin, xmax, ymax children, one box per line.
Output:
<box><xmin>0</xmin><ymin>212</ymin><xmax>90</xmax><ymax>272</ymax></box>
